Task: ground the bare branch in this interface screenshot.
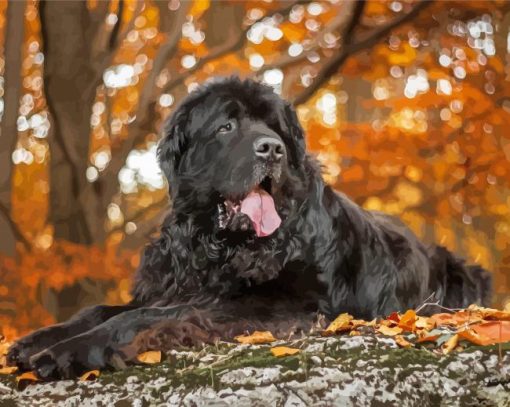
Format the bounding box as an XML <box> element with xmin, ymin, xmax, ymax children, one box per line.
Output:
<box><xmin>109</xmin><ymin>0</ymin><xmax>125</xmax><ymax>50</ymax></box>
<box><xmin>160</xmin><ymin>0</ymin><xmax>313</xmax><ymax>95</ymax></box>
<box><xmin>108</xmin><ymin>197</ymin><xmax>168</xmax><ymax>237</ymax></box>
<box><xmin>137</xmin><ymin>1</ymin><xmax>192</xmax><ymax>123</ymax></box>
<box><xmin>88</xmin><ymin>0</ymin><xmax>144</xmax><ymax>91</ymax></box>
<box><xmin>256</xmin><ymin>1</ymin><xmax>362</xmax><ymax>79</ymax></box>
<box><xmin>96</xmin><ymin>2</ymin><xmax>190</xmax><ymax>212</ymax></box>
<box><xmin>342</xmin><ymin>0</ymin><xmax>366</xmax><ymax>45</ymax></box>
<box><xmin>293</xmin><ymin>0</ymin><xmax>433</xmax><ymax>105</ymax></box>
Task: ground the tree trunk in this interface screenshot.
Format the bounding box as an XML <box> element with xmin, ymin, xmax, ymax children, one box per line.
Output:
<box><xmin>39</xmin><ymin>1</ymin><xmax>102</xmax><ymax>245</ymax></box>
<box><xmin>0</xmin><ymin>0</ymin><xmax>26</xmax><ymax>257</ymax></box>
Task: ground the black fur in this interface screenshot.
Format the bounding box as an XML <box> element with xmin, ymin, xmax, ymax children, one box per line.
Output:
<box><xmin>7</xmin><ymin>77</ymin><xmax>492</xmax><ymax>379</ymax></box>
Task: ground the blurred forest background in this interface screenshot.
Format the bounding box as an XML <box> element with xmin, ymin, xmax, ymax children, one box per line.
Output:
<box><xmin>0</xmin><ymin>0</ymin><xmax>510</xmax><ymax>340</ymax></box>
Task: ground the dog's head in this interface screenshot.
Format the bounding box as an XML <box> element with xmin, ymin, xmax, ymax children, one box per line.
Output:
<box><xmin>158</xmin><ymin>77</ymin><xmax>307</xmax><ymax>236</ymax></box>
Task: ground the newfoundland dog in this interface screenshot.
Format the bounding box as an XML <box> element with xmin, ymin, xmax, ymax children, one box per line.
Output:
<box><xmin>8</xmin><ymin>77</ymin><xmax>491</xmax><ymax>379</ymax></box>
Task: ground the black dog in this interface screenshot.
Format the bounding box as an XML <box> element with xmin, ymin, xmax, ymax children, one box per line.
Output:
<box><xmin>8</xmin><ymin>77</ymin><xmax>492</xmax><ymax>379</ymax></box>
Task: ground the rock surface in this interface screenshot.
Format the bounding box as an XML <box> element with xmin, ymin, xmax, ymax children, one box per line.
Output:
<box><xmin>0</xmin><ymin>334</ymin><xmax>509</xmax><ymax>406</ymax></box>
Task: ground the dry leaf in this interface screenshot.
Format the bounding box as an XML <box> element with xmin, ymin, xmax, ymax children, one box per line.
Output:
<box><xmin>431</xmin><ymin>311</ymin><xmax>482</xmax><ymax>327</ymax></box>
<box><xmin>349</xmin><ymin>330</ymin><xmax>361</xmax><ymax>336</ymax></box>
<box><xmin>323</xmin><ymin>313</ymin><xmax>353</xmax><ymax>335</ymax></box>
<box><xmin>395</xmin><ymin>335</ymin><xmax>412</xmax><ymax>348</ymax></box>
<box><xmin>234</xmin><ymin>331</ymin><xmax>277</xmax><ymax>344</ymax></box>
<box><xmin>16</xmin><ymin>371</ymin><xmax>39</xmax><ymax>389</ymax></box>
<box><xmin>351</xmin><ymin>319</ymin><xmax>369</xmax><ymax>328</ymax></box>
<box><xmin>136</xmin><ymin>350</ymin><xmax>162</xmax><ymax>364</ymax></box>
<box><xmin>458</xmin><ymin>321</ymin><xmax>510</xmax><ymax>346</ymax></box>
<box><xmin>79</xmin><ymin>370</ymin><xmax>100</xmax><ymax>381</ymax></box>
<box><xmin>0</xmin><ymin>366</ymin><xmax>18</xmax><ymax>375</ymax></box>
<box><xmin>377</xmin><ymin>325</ymin><xmax>403</xmax><ymax>336</ymax></box>
<box><xmin>467</xmin><ymin>305</ymin><xmax>510</xmax><ymax>321</ymax></box>
<box><xmin>416</xmin><ymin>332</ymin><xmax>441</xmax><ymax>343</ymax></box>
<box><xmin>387</xmin><ymin>312</ymin><xmax>400</xmax><ymax>323</ymax></box>
<box><xmin>415</xmin><ymin>316</ymin><xmax>435</xmax><ymax>331</ymax></box>
<box><xmin>442</xmin><ymin>334</ymin><xmax>459</xmax><ymax>354</ymax></box>
<box><xmin>398</xmin><ymin>310</ymin><xmax>417</xmax><ymax>331</ymax></box>
<box><xmin>270</xmin><ymin>346</ymin><xmax>300</xmax><ymax>357</ymax></box>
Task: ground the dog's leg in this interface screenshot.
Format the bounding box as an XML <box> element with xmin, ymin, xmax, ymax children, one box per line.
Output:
<box><xmin>28</xmin><ymin>305</ymin><xmax>214</xmax><ymax>379</ymax></box>
<box><xmin>7</xmin><ymin>304</ymin><xmax>137</xmax><ymax>370</ymax></box>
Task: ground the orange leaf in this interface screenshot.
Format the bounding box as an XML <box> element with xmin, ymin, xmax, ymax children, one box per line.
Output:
<box><xmin>416</xmin><ymin>332</ymin><xmax>440</xmax><ymax>343</ymax></box>
<box><xmin>0</xmin><ymin>366</ymin><xmax>18</xmax><ymax>375</ymax></box>
<box><xmin>270</xmin><ymin>346</ymin><xmax>300</xmax><ymax>357</ymax></box>
<box><xmin>16</xmin><ymin>371</ymin><xmax>39</xmax><ymax>389</ymax></box>
<box><xmin>398</xmin><ymin>310</ymin><xmax>417</xmax><ymax>331</ymax></box>
<box><xmin>234</xmin><ymin>331</ymin><xmax>277</xmax><ymax>344</ymax></box>
<box><xmin>323</xmin><ymin>313</ymin><xmax>353</xmax><ymax>335</ymax></box>
<box><xmin>467</xmin><ymin>305</ymin><xmax>510</xmax><ymax>321</ymax></box>
<box><xmin>136</xmin><ymin>350</ymin><xmax>162</xmax><ymax>364</ymax></box>
<box><xmin>442</xmin><ymin>334</ymin><xmax>459</xmax><ymax>354</ymax></box>
<box><xmin>79</xmin><ymin>370</ymin><xmax>100</xmax><ymax>381</ymax></box>
<box><xmin>415</xmin><ymin>316</ymin><xmax>435</xmax><ymax>331</ymax></box>
<box><xmin>395</xmin><ymin>335</ymin><xmax>413</xmax><ymax>348</ymax></box>
<box><xmin>431</xmin><ymin>312</ymin><xmax>483</xmax><ymax>327</ymax></box>
<box><xmin>377</xmin><ymin>325</ymin><xmax>403</xmax><ymax>336</ymax></box>
<box><xmin>459</xmin><ymin>321</ymin><xmax>510</xmax><ymax>345</ymax></box>
<box><xmin>458</xmin><ymin>328</ymin><xmax>494</xmax><ymax>346</ymax></box>
<box><xmin>349</xmin><ymin>330</ymin><xmax>361</xmax><ymax>336</ymax></box>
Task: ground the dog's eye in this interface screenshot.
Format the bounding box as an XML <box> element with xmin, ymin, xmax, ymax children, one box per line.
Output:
<box><xmin>217</xmin><ymin>120</ymin><xmax>236</xmax><ymax>134</ymax></box>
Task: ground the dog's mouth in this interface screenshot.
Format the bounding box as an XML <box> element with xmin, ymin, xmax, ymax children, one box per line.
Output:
<box><xmin>219</xmin><ymin>175</ymin><xmax>282</xmax><ymax>237</ymax></box>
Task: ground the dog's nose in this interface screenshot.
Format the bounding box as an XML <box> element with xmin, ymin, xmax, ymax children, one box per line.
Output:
<box><xmin>254</xmin><ymin>137</ymin><xmax>285</xmax><ymax>161</ymax></box>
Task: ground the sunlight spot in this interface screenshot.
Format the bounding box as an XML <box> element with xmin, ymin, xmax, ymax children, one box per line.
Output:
<box><xmin>103</xmin><ymin>64</ymin><xmax>135</xmax><ymax>89</ymax></box>
<box><xmin>436</xmin><ymin>79</ymin><xmax>452</xmax><ymax>95</ymax></box>
<box><xmin>249</xmin><ymin>53</ymin><xmax>265</xmax><ymax>70</ymax></box>
<box><xmin>288</xmin><ymin>43</ymin><xmax>303</xmax><ymax>57</ymax></box>
<box><xmin>181</xmin><ymin>55</ymin><xmax>197</xmax><ymax>69</ymax></box>
<box><xmin>86</xmin><ymin>166</ymin><xmax>99</xmax><ymax>182</ymax></box>
<box><xmin>159</xmin><ymin>94</ymin><xmax>174</xmax><ymax>107</ymax></box>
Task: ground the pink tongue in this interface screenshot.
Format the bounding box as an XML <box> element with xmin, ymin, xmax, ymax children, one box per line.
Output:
<box><xmin>240</xmin><ymin>188</ymin><xmax>281</xmax><ymax>237</ymax></box>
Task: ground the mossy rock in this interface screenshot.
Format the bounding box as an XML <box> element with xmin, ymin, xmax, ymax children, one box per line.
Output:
<box><xmin>1</xmin><ymin>334</ymin><xmax>509</xmax><ymax>406</ymax></box>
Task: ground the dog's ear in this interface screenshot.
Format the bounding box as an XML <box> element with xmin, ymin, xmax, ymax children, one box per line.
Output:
<box><xmin>282</xmin><ymin>103</ymin><xmax>306</xmax><ymax>167</ymax></box>
<box><xmin>158</xmin><ymin>108</ymin><xmax>189</xmax><ymax>196</ymax></box>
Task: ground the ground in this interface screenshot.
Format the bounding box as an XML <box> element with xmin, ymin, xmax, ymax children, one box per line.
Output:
<box><xmin>0</xmin><ymin>333</ymin><xmax>509</xmax><ymax>406</ymax></box>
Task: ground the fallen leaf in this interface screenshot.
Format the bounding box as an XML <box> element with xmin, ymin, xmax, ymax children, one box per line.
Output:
<box><xmin>351</xmin><ymin>319</ymin><xmax>369</xmax><ymax>328</ymax></box>
<box><xmin>387</xmin><ymin>312</ymin><xmax>400</xmax><ymax>323</ymax></box>
<box><xmin>377</xmin><ymin>325</ymin><xmax>403</xmax><ymax>336</ymax></box>
<box><xmin>395</xmin><ymin>335</ymin><xmax>412</xmax><ymax>348</ymax></box>
<box><xmin>416</xmin><ymin>331</ymin><xmax>441</xmax><ymax>343</ymax></box>
<box><xmin>415</xmin><ymin>316</ymin><xmax>435</xmax><ymax>330</ymax></box>
<box><xmin>270</xmin><ymin>346</ymin><xmax>300</xmax><ymax>357</ymax></box>
<box><xmin>467</xmin><ymin>305</ymin><xmax>510</xmax><ymax>321</ymax></box>
<box><xmin>442</xmin><ymin>334</ymin><xmax>459</xmax><ymax>354</ymax></box>
<box><xmin>0</xmin><ymin>366</ymin><xmax>18</xmax><ymax>375</ymax></box>
<box><xmin>349</xmin><ymin>330</ymin><xmax>361</xmax><ymax>336</ymax></box>
<box><xmin>458</xmin><ymin>321</ymin><xmax>510</xmax><ymax>346</ymax></box>
<box><xmin>234</xmin><ymin>331</ymin><xmax>277</xmax><ymax>344</ymax></box>
<box><xmin>136</xmin><ymin>350</ymin><xmax>162</xmax><ymax>364</ymax></box>
<box><xmin>431</xmin><ymin>312</ymin><xmax>482</xmax><ymax>327</ymax></box>
<box><xmin>79</xmin><ymin>370</ymin><xmax>100</xmax><ymax>381</ymax></box>
<box><xmin>322</xmin><ymin>313</ymin><xmax>354</xmax><ymax>336</ymax></box>
<box><xmin>399</xmin><ymin>310</ymin><xmax>417</xmax><ymax>331</ymax></box>
<box><xmin>16</xmin><ymin>371</ymin><xmax>39</xmax><ymax>390</ymax></box>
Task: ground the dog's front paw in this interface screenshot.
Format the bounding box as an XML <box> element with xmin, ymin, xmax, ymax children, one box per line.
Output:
<box><xmin>6</xmin><ymin>325</ymin><xmax>70</xmax><ymax>370</ymax></box>
<box><xmin>29</xmin><ymin>336</ymin><xmax>125</xmax><ymax>380</ymax></box>
<box><xmin>8</xmin><ymin>334</ymin><xmax>52</xmax><ymax>371</ymax></box>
